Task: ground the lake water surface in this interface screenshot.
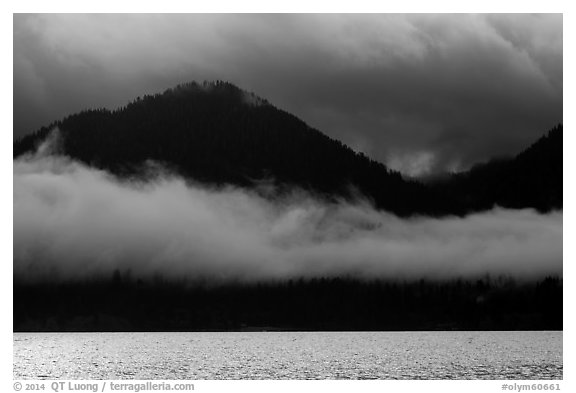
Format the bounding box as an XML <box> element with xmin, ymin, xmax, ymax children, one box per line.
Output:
<box><xmin>13</xmin><ymin>331</ymin><xmax>562</xmax><ymax>379</ymax></box>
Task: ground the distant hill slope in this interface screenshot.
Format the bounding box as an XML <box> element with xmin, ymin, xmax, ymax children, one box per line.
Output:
<box><xmin>431</xmin><ymin>125</ymin><xmax>562</xmax><ymax>213</ymax></box>
<box><xmin>14</xmin><ymin>81</ymin><xmax>562</xmax><ymax>216</ymax></box>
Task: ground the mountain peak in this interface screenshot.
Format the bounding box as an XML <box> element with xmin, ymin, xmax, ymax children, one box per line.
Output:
<box><xmin>151</xmin><ymin>80</ymin><xmax>270</xmax><ymax>107</ymax></box>
<box><xmin>13</xmin><ymin>81</ymin><xmax>561</xmax><ymax>216</ymax></box>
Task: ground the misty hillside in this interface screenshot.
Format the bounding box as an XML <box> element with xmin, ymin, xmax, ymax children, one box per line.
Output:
<box><xmin>432</xmin><ymin>125</ymin><xmax>562</xmax><ymax>213</ymax></box>
<box><xmin>13</xmin><ymin>81</ymin><xmax>562</xmax><ymax>216</ymax></box>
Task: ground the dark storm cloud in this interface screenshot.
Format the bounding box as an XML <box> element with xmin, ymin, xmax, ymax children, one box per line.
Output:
<box><xmin>14</xmin><ymin>136</ymin><xmax>562</xmax><ymax>282</ymax></box>
<box><xmin>13</xmin><ymin>14</ymin><xmax>562</xmax><ymax>175</ymax></box>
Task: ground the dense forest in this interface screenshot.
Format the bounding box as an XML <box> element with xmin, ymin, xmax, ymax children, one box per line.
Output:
<box><xmin>14</xmin><ymin>275</ymin><xmax>562</xmax><ymax>332</ymax></box>
<box><xmin>13</xmin><ymin>81</ymin><xmax>563</xmax><ymax>217</ymax></box>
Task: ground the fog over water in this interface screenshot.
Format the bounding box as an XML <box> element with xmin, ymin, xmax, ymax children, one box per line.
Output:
<box><xmin>14</xmin><ymin>137</ymin><xmax>562</xmax><ymax>282</ymax></box>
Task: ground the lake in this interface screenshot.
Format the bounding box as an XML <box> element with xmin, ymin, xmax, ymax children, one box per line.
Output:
<box><xmin>13</xmin><ymin>331</ymin><xmax>562</xmax><ymax>379</ymax></box>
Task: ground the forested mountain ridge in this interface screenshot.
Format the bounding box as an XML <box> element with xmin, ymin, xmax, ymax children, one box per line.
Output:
<box><xmin>13</xmin><ymin>81</ymin><xmax>458</xmax><ymax>216</ymax></box>
<box><xmin>13</xmin><ymin>81</ymin><xmax>562</xmax><ymax>216</ymax></box>
<box><xmin>430</xmin><ymin>124</ymin><xmax>562</xmax><ymax>213</ymax></box>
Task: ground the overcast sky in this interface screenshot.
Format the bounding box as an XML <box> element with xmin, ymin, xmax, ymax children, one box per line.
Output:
<box><xmin>13</xmin><ymin>14</ymin><xmax>562</xmax><ymax>176</ymax></box>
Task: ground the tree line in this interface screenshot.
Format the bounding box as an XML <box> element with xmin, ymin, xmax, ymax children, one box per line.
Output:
<box><xmin>14</xmin><ymin>274</ymin><xmax>562</xmax><ymax>332</ymax></box>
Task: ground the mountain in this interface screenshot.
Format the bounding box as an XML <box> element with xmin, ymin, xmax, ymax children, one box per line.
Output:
<box><xmin>13</xmin><ymin>81</ymin><xmax>562</xmax><ymax>216</ymax></box>
<box><xmin>13</xmin><ymin>81</ymin><xmax>459</xmax><ymax>216</ymax></box>
<box><xmin>431</xmin><ymin>125</ymin><xmax>562</xmax><ymax>213</ymax></box>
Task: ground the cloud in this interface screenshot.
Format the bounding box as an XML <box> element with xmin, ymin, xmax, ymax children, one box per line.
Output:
<box><xmin>13</xmin><ymin>14</ymin><xmax>562</xmax><ymax>175</ymax></box>
<box><xmin>14</xmin><ymin>143</ymin><xmax>562</xmax><ymax>283</ymax></box>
